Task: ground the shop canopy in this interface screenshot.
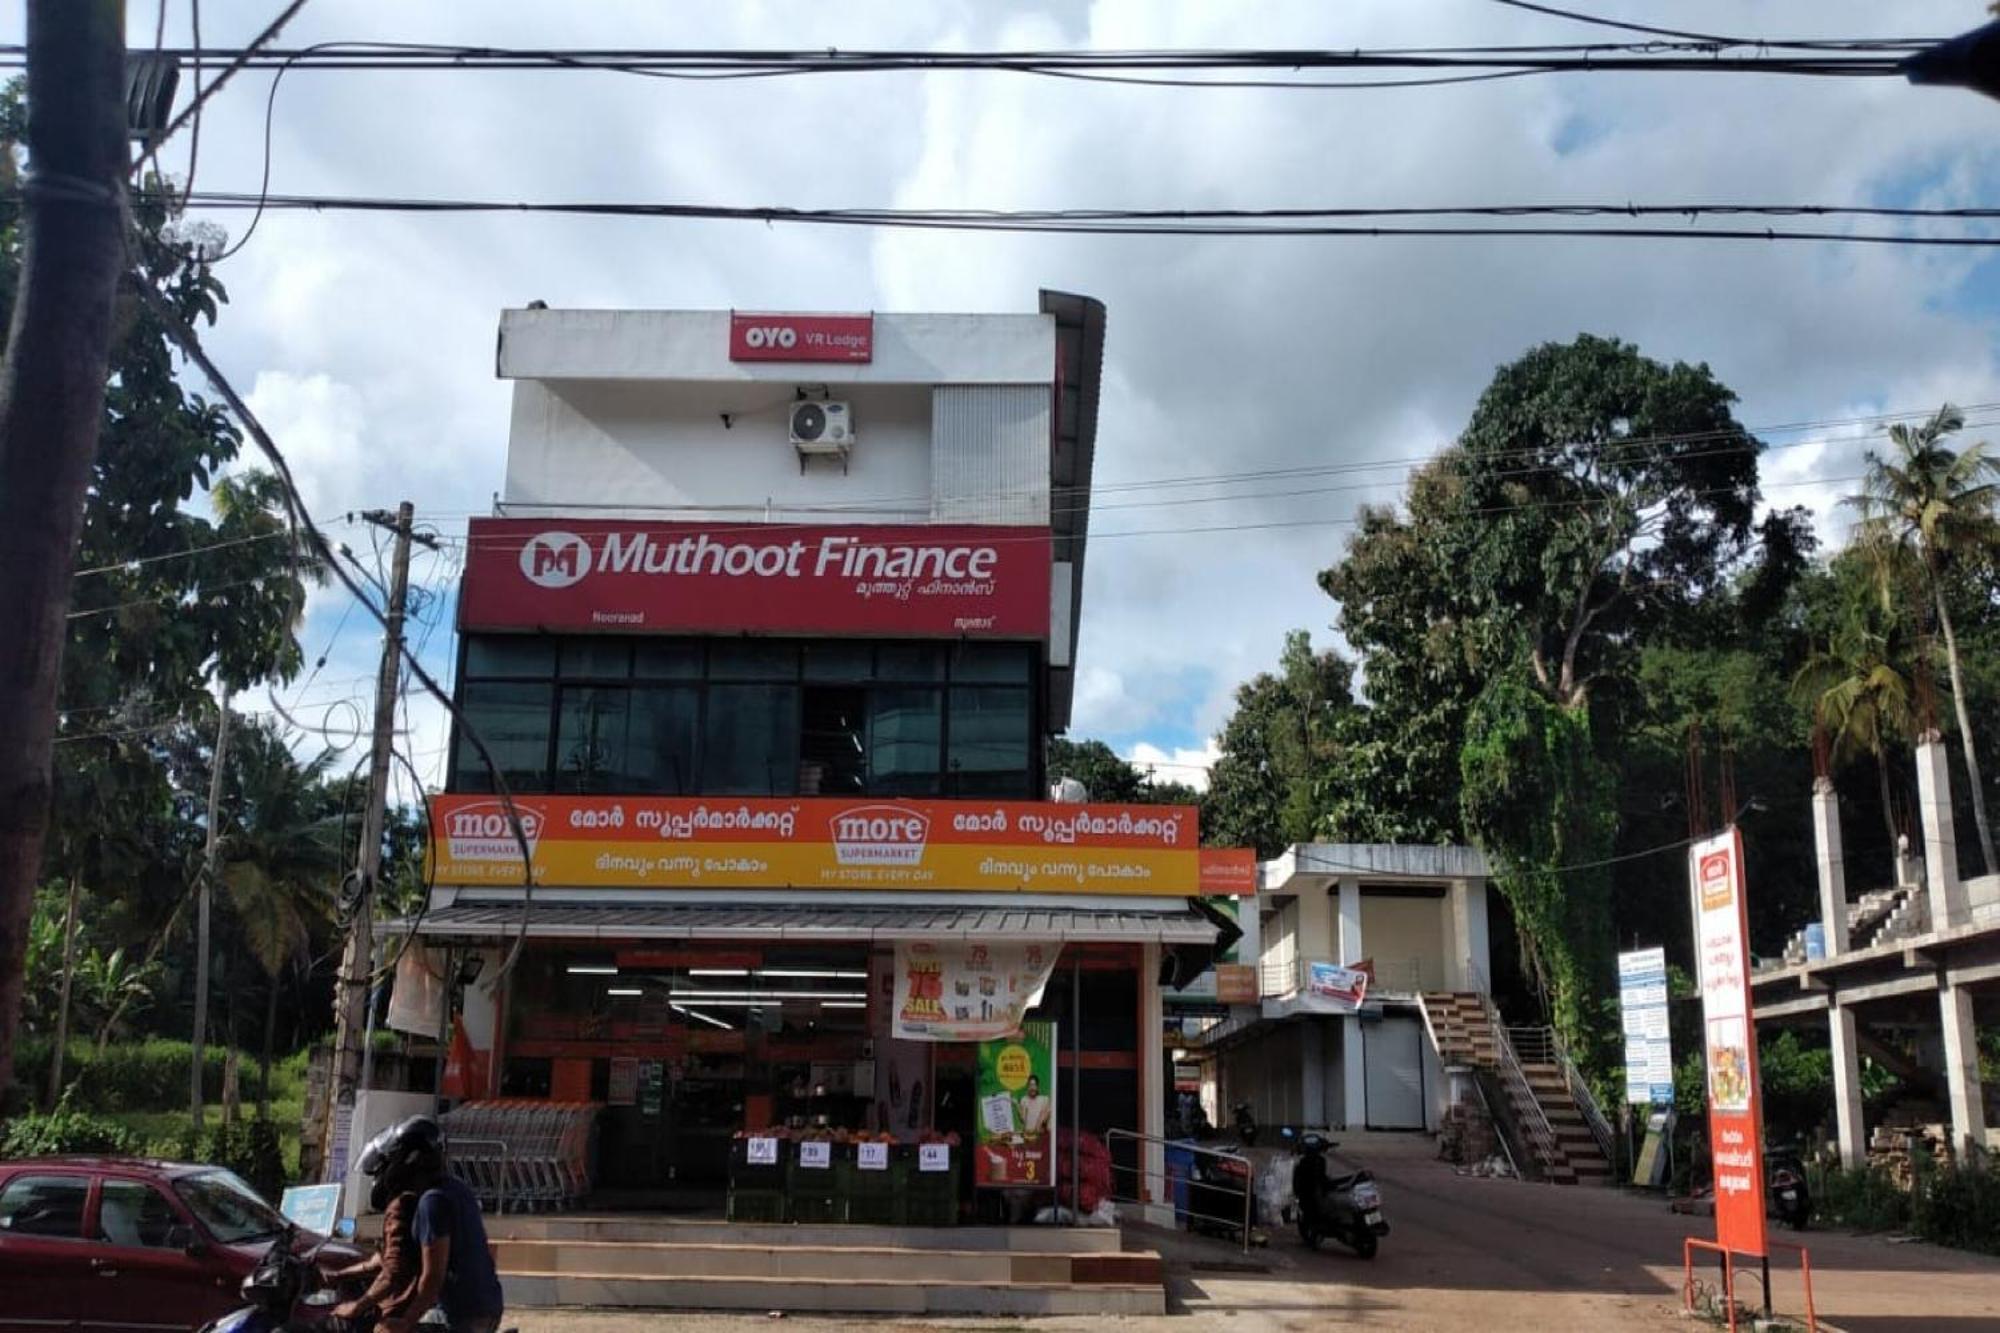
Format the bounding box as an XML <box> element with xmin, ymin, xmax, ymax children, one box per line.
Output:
<box><xmin>401</xmin><ymin>900</ymin><xmax>1221</xmax><ymax>945</ymax></box>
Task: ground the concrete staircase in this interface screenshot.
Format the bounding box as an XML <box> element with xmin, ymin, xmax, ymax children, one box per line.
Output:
<box><xmin>486</xmin><ymin>1216</ymin><xmax>1166</xmax><ymax>1315</ymax></box>
<box><xmin>1419</xmin><ymin>992</ymin><xmax>1611</xmax><ymax>1187</ymax></box>
<box><xmin>1772</xmin><ymin>883</ymin><xmax>1929</xmax><ymax>967</ymax></box>
<box><xmin>1520</xmin><ymin>1062</ymin><xmax>1612</xmax><ymax>1185</ymax></box>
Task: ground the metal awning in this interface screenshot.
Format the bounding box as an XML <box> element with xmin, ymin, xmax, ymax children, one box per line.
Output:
<box><xmin>401</xmin><ymin>901</ymin><xmax>1218</xmax><ymax>944</ymax></box>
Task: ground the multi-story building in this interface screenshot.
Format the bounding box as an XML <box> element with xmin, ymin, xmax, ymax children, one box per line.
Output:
<box><xmin>401</xmin><ymin>296</ymin><xmax>1240</xmax><ymax>1211</ymax></box>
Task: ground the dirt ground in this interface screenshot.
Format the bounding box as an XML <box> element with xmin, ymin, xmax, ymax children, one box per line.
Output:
<box><xmin>506</xmin><ymin>1132</ymin><xmax>2000</xmax><ymax>1333</ymax></box>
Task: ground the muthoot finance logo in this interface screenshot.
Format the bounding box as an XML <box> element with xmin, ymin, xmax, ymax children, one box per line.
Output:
<box><xmin>520</xmin><ymin>531</ymin><xmax>591</xmax><ymax>589</ymax></box>
<box><xmin>444</xmin><ymin>801</ymin><xmax>545</xmax><ymax>862</ymax></box>
<box><xmin>832</xmin><ymin>805</ymin><xmax>930</xmax><ymax>866</ymax></box>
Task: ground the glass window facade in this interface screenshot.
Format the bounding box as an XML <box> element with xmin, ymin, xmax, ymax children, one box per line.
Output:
<box><xmin>449</xmin><ymin>636</ymin><xmax>1042</xmax><ymax>798</ymax></box>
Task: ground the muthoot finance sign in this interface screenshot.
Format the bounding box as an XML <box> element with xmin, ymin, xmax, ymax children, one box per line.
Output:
<box><xmin>462</xmin><ymin>518</ymin><xmax>1050</xmax><ymax>638</ymax></box>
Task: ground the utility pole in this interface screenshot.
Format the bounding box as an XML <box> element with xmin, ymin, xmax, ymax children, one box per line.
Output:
<box><xmin>0</xmin><ymin>2</ymin><xmax>128</xmax><ymax>1103</ymax></box>
<box><xmin>324</xmin><ymin>503</ymin><xmax>427</xmax><ymax>1169</ymax></box>
<box><xmin>191</xmin><ymin>692</ymin><xmax>231</xmax><ymax>1131</ymax></box>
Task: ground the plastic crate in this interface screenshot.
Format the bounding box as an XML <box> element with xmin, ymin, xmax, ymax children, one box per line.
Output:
<box><xmin>903</xmin><ymin>1192</ymin><xmax>958</xmax><ymax>1227</ymax></box>
<box><xmin>903</xmin><ymin>1149</ymin><xmax>960</xmax><ymax>1227</ymax></box>
<box><xmin>791</xmin><ymin>1192</ymin><xmax>844</xmax><ymax>1224</ymax></box>
<box><xmin>726</xmin><ymin>1188</ymin><xmax>788</xmax><ymax>1224</ymax></box>
<box><xmin>788</xmin><ymin>1144</ymin><xmax>842</xmax><ymax>1223</ymax></box>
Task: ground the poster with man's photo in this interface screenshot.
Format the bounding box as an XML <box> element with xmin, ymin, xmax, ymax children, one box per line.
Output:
<box><xmin>974</xmin><ymin>1021</ymin><xmax>1056</xmax><ymax>1187</ymax></box>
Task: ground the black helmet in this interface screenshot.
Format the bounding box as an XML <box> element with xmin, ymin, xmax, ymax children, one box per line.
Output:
<box><xmin>359</xmin><ymin>1115</ymin><xmax>445</xmax><ymax>1208</ymax></box>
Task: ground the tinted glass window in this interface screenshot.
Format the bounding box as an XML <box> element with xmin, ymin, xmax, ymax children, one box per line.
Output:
<box><xmin>802</xmin><ymin>643</ymin><xmax>873</xmax><ymax>682</ymax></box>
<box><xmin>709</xmin><ymin>642</ymin><xmax>797</xmax><ymax>681</ymax></box>
<box><xmin>869</xmin><ymin>688</ymin><xmax>942</xmax><ymax>795</ymax></box>
<box><xmin>626</xmin><ymin>688</ymin><xmax>700</xmax><ymax>794</ymax></box>
<box><xmin>455</xmin><ymin>681</ymin><xmax>552</xmax><ymax>793</ymax></box>
<box><xmin>555</xmin><ymin>686</ymin><xmax>633</xmax><ymax>793</ymax></box>
<box><xmin>95</xmin><ymin>1181</ymin><xmax>180</xmax><ymax>1248</ymax></box>
<box><xmin>952</xmin><ymin>643</ymin><xmax>1031</xmax><ymax>683</ymax></box>
<box><xmin>633</xmin><ymin>642</ymin><xmax>703</xmax><ymax>679</ymax></box>
<box><xmin>801</xmin><ymin>687</ymin><xmax>867</xmax><ymax>796</ymax></box>
<box><xmin>876</xmin><ymin>643</ymin><xmax>944</xmax><ymax>681</ymax></box>
<box><xmin>172</xmin><ymin>1171</ymin><xmax>286</xmax><ymax>1245</ymax></box>
<box><xmin>560</xmin><ymin>638</ymin><xmax>630</xmax><ymax>679</ymax></box>
<box><xmin>703</xmin><ymin>685</ymin><xmax>799</xmax><ymax>794</ymax></box>
<box><xmin>463</xmin><ymin>636</ymin><xmax>555</xmax><ymax>678</ymax></box>
<box><xmin>948</xmin><ymin>686</ymin><xmax>1031</xmax><ymax>796</ymax></box>
<box><xmin>0</xmin><ymin>1174</ymin><xmax>88</xmax><ymax>1239</ymax></box>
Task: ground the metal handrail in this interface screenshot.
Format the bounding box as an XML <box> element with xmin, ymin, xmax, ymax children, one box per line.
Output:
<box><xmin>1561</xmin><ymin>1045</ymin><xmax>1618</xmax><ymax>1169</ymax></box>
<box><xmin>1105</xmin><ymin>1128</ymin><xmax>1255</xmax><ymax>1254</ymax></box>
<box><xmin>1483</xmin><ymin>998</ymin><xmax>1564</xmax><ymax>1177</ymax></box>
<box><xmin>445</xmin><ymin>1135</ymin><xmax>513</xmax><ymax>1215</ymax></box>
<box><xmin>1469</xmin><ymin>1072</ymin><xmax>1521</xmax><ymax>1180</ymax></box>
<box><xmin>1505</xmin><ymin>1025</ymin><xmax>1556</xmax><ymax>1065</ymax></box>
<box><xmin>1258</xmin><ymin>955</ymin><xmax>1300</xmax><ymax>998</ymax></box>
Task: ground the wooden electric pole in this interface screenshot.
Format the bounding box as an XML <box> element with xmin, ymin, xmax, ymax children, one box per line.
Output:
<box><xmin>191</xmin><ymin>693</ymin><xmax>231</xmax><ymax>1131</ymax></box>
<box><xmin>0</xmin><ymin>1</ymin><xmax>128</xmax><ymax>1101</ymax></box>
<box><xmin>324</xmin><ymin>503</ymin><xmax>424</xmax><ymax>1170</ymax></box>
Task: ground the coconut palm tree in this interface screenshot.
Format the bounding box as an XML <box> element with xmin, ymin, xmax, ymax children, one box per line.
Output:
<box><xmin>1793</xmin><ymin>616</ymin><xmax>1916</xmax><ymax>879</ymax></box>
<box><xmin>1847</xmin><ymin>404</ymin><xmax>2000</xmax><ymax>876</ymax></box>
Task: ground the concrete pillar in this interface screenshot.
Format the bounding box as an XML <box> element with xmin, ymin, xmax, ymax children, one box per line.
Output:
<box><xmin>1939</xmin><ymin>981</ymin><xmax>1990</xmax><ymax>1158</ymax></box>
<box><xmin>1813</xmin><ymin>779</ymin><xmax>1850</xmax><ymax>955</ymax></box>
<box><xmin>1447</xmin><ymin>879</ymin><xmax>1491</xmax><ymax>990</ymax></box>
<box><xmin>1300</xmin><ymin>1020</ymin><xmax>1326</xmax><ymax>1127</ymax></box>
<box><xmin>1343</xmin><ymin>1016</ymin><xmax>1367</xmax><ymax>1130</ymax></box>
<box><xmin>1140</xmin><ymin>942</ymin><xmax>1170</xmax><ymax>1221</ymax></box>
<box><xmin>1234</xmin><ymin>893</ymin><xmax>1262</xmax><ymax>974</ymax></box>
<box><xmin>1828</xmin><ymin>1005</ymin><xmax>1867</xmax><ymax>1167</ymax></box>
<box><xmin>1297</xmin><ymin>884</ymin><xmax>1335</xmax><ymax>966</ymax></box>
<box><xmin>1338</xmin><ymin>877</ymin><xmax>1363</xmax><ymax>964</ymax></box>
<box><xmin>1916</xmin><ymin>733</ymin><xmax>1968</xmax><ymax>929</ymax></box>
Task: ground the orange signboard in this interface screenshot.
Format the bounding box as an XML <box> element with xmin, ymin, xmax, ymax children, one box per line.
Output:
<box><xmin>430</xmin><ymin>794</ymin><xmax>1211</xmax><ymax>895</ymax></box>
<box><xmin>1690</xmin><ymin>827</ymin><xmax>1768</xmax><ymax>1259</ymax></box>
<box><xmin>1197</xmin><ymin>848</ymin><xmax>1257</xmax><ymax>896</ymax></box>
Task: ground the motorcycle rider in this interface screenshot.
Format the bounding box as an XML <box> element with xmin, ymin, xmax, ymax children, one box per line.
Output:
<box><xmin>345</xmin><ymin>1116</ymin><xmax>506</xmax><ymax>1333</ymax></box>
<box><xmin>328</xmin><ymin>1119</ymin><xmax>425</xmax><ymax>1325</ymax></box>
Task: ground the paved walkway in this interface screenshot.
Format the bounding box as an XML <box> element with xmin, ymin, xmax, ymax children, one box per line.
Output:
<box><xmin>507</xmin><ymin>1131</ymin><xmax>2000</xmax><ymax>1332</ymax></box>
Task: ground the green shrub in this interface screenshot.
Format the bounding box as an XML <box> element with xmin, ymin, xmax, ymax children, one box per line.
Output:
<box><xmin>1</xmin><ymin>1095</ymin><xmax>142</xmax><ymax>1157</ymax></box>
<box><xmin>15</xmin><ymin>1038</ymin><xmax>286</xmax><ymax>1113</ymax></box>
<box><xmin>135</xmin><ymin>1116</ymin><xmax>290</xmax><ymax>1202</ymax></box>
<box><xmin>1910</xmin><ymin>1153</ymin><xmax>2000</xmax><ymax>1256</ymax></box>
<box><xmin>1808</xmin><ymin>1161</ymin><xmax>1909</xmax><ymax>1232</ymax></box>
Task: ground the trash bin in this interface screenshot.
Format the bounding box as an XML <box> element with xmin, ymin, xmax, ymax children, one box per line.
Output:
<box><xmin>1164</xmin><ymin>1140</ymin><xmax>1196</xmax><ymax>1225</ymax></box>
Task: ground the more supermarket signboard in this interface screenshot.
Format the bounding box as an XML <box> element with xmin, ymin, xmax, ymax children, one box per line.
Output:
<box><xmin>430</xmin><ymin>794</ymin><xmax>1250</xmax><ymax>895</ymax></box>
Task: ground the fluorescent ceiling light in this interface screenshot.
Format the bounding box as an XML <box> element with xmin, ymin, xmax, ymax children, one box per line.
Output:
<box><xmin>566</xmin><ymin>964</ymin><xmax>618</xmax><ymax>975</ymax></box>
<box><xmin>688</xmin><ymin>968</ymin><xmax>749</xmax><ymax>977</ymax></box>
<box><xmin>671</xmin><ymin>1002</ymin><xmax>732</xmax><ymax>1030</ymax></box>
<box><xmin>820</xmin><ymin>1001</ymin><xmax>867</xmax><ymax>1009</ymax></box>
<box><xmin>606</xmin><ymin>987</ymin><xmax>643</xmax><ymax>997</ymax></box>
<box><xmin>673</xmin><ymin>990</ymin><xmax>865</xmax><ymax>1001</ymax></box>
<box><xmin>758</xmin><ymin>969</ymin><xmax>868</xmax><ymax>980</ymax></box>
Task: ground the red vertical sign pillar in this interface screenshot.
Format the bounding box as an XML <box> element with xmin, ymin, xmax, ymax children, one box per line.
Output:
<box><xmin>1690</xmin><ymin>827</ymin><xmax>1768</xmax><ymax>1259</ymax></box>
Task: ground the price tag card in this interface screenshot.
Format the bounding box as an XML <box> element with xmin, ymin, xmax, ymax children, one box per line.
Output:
<box><xmin>919</xmin><ymin>1143</ymin><xmax>951</xmax><ymax>1173</ymax></box>
<box><xmin>799</xmin><ymin>1140</ymin><xmax>832</xmax><ymax>1169</ymax></box>
<box><xmin>857</xmin><ymin>1141</ymin><xmax>890</xmax><ymax>1171</ymax></box>
<box><xmin>747</xmin><ymin>1136</ymin><xmax>779</xmax><ymax>1166</ymax></box>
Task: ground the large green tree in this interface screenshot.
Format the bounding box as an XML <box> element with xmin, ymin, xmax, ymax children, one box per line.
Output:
<box><xmin>1202</xmin><ymin>630</ymin><xmax>1356</xmax><ymax>856</ymax></box>
<box><xmin>1848</xmin><ymin>404</ymin><xmax>2000</xmax><ymax>876</ymax></box>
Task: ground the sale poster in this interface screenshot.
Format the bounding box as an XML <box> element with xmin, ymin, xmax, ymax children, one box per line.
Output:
<box><xmin>892</xmin><ymin>940</ymin><xmax>1059</xmax><ymax>1041</ymax></box>
<box><xmin>975</xmin><ymin>1021</ymin><xmax>1056</xmax><ymax>1188</ymax></box>
<box><xmin>1689</xmin><ymin>827</ymin><xmax>1768</xmax><ymax>1258</ymax></box>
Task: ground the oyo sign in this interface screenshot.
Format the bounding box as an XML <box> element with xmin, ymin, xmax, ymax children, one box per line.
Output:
<box><xmin>729</xmin><ymin>311</ymin><xmax>873</xmax><ymax>363</ymax></box>
<box><xmin>461</xmin><ymin>518</ymin><xmax>1050</xmax><ymax>638</ymax></box>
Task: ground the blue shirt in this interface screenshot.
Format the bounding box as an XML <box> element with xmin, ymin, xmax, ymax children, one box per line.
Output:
<box><xmin>412</xmin><ymin>1177</ymin><xmax>505</xmax><ymax>1318</ymax></box>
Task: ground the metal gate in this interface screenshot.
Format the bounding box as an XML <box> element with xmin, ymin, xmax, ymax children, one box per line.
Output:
<box><xmin>1363</xmin><ymin>1015</ymin><xmax>1426</xmax><ymax>1130</ymax></box>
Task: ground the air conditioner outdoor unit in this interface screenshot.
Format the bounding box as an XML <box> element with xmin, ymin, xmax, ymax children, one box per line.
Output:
<box><xmin>790</xmin><ymin>399</ymin><xmax>853</xmax><ymax>457</ymax></box>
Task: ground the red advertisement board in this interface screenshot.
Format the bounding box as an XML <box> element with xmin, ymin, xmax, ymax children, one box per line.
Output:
<box><xmin>460</xmin><ymin>518</ymin><xmax>1050</xmax><ymax>638</ymax></box>
<box><xmin>729</xmin><ymin>311</ymin><xmax>873</xmax><ymax>362</ymax></box>
<box><xmin>1689</xmin><ymin>827</ymin><xmax>1768</xmax><ymax>1258</ymax></box>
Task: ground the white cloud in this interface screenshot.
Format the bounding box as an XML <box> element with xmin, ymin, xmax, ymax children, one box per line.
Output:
<box><xmin>1125</xmin><ymin>739</ymin><xmax>1222</xmax><ymax>794</ymax></box>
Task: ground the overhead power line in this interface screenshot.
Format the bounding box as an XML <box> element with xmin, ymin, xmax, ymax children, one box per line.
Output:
<box><xmin>155</xmin><ymin>191</ymin><xmax>2000</xmax><ymax>249</ymax></box>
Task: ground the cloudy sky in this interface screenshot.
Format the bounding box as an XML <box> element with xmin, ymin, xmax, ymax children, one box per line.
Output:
<box><xmin>29</xmin><ymin>1</ymin><xmax>2000</xmax><ymax>795</ymax></box>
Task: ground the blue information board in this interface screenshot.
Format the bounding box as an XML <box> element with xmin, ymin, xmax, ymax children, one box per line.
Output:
<box><xmin>279</xmin><ymin>1183</ymin><xmax>343</xmax><ymax>1237</ymax></box>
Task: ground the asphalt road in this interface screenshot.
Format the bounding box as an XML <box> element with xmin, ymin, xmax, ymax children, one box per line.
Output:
<box><xmin>510</xmin><ymin>1131</ymin><xmax>2000</xmax><ymax>1332</ymax></box>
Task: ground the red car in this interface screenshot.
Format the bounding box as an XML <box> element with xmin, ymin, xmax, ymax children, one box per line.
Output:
<box><xmin>0</xmin><ymin>1156</ymin><xmax>363</xmax><ymax>1332</ymax></box>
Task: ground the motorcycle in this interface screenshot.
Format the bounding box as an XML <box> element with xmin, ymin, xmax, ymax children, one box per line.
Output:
<box><xmin>1291</xmin><ymin>1133</ymin><xmax>1389</xmax><ymax>1259</ymax></box>
<box><xmin>1767</xmin><ymin>1148</ymin><xmax>1811</xmax><ymax>1230</ymax></box>
<box><xmin>195</xmin><ymin>1225</ymin><xmax>347</xmax><ymax>1333</ymax></box>
<box><xmin>1232</xmin><ymin>1101</ymin><xmax>1258</xmax><ymax>1148</ymax></box>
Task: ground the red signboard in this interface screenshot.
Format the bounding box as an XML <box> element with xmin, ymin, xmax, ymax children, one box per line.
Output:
<box><xmin>460</xmin><ymin>518</ymin><xmax>1050</xmax><ymax>638</ymax></box>
<box><xmin>1690</xmin><ymin>827</ymin><xmax>1767</xmax><ymax>1258</ymax></box>
<box><xmin>729</xmin><ymin>311</ymin><xmax>873</xmax><ymax>363</ymax></box>
<box><xmin>1197</xmin><ymin>848</ymin><xmax>1257</xmax><ymax>896</ymax></box>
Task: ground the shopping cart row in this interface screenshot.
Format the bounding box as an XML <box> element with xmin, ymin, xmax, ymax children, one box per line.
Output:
<box><xmin>442</xmin><ymin>1099</ymin><xmax>599</xmax><ymax>1213</ymax></box>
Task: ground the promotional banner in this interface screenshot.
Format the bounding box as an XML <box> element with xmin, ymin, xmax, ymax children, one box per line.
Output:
<box><xmin>460</xmin><ymin>518</ymin><xmax>1050</xmax><ymax>638</ymax></box>
<box><xmin>1689</xmin><ymin>827</ymin><xmax>1767</xmax><ymax>1258</ymax></box>
<box><xmin>1618</xmin><ymin>946</ymin><xmax>1674</xmax><ymax>1106</ymax></box>
<box><xmin>431</xmin><ymin>794</ymin><xmax>1204</xmax><ymax>895</ymax></box>
<box><xmin>1303</xmin><ymin>961</ymin><xmax>1370</xmax><ymax>1012</ymax></box>
<box><xmin>893</xmin><ymin>940</ymin><xmax>1058</xmax><ymax>1042</ymax></box>
<box><xmin>975</xmin><ymin>1020</ymin><xmax>1056</xmax><ymax>1187</ymax></box>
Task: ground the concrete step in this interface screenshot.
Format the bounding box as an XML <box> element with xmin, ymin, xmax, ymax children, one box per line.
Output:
<box><xmin>487</xmin><ymin>1217</ymin><xmax>1122</xmax><ymax>1252</ymax></box>
<box><xmin>501</xmin><ymin>1272</ymin><xmax>1167</xmax><ymax>1316</ymax></box>
<box><xmin>490</xmin><ymin>1238</ymin><xmax>1160</xmax><ymax>1286</ymax></box>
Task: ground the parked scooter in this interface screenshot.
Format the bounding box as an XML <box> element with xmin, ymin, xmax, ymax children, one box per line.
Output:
<box><xmin>1291</xmin><ymin>1133</ymin><xmax>1389</xmax><ymax>1259</ymax></box>
<box><xmin>1767</xmin><ymin>1148</ymin><xmax>1811</xmax><ymax>1230</ymax></box>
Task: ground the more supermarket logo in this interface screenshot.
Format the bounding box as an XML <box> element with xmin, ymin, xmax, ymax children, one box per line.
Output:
<box><xmin>443</xmin><ymin>801</ymin><xmax>546</xmax><ymax>862</ymax></box>
<box><xmin>831</xmin><ymin>804</ymin><xmax>930</xmax><ymax>866</ymax></box>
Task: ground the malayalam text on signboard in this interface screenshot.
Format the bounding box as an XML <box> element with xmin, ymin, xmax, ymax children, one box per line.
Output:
<box><xmin>431</xmin><ymin>794</ymin><xmax>1220</xmax><ymax>895</ymax></box>
<box><xmin>1689</xmin><ymin>828</ymin><xmax>1767</xmax><ymax>1258</ymax></box>
<box><xmin>461</xmin><ymin>518</ymin><xmax>1050</xmax><ymax>639</ymax></box>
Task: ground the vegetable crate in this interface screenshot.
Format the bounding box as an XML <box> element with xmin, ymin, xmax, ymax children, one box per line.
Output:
<box><xmin>903</xmin><ymin>1146</ymin><xmax>960</xmax><ymax>1227</ymax></box>
<box><xmin>725</xmin><ymin>1187</ymin><xmax>788</xmax><ymax>1224</ymax></box>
